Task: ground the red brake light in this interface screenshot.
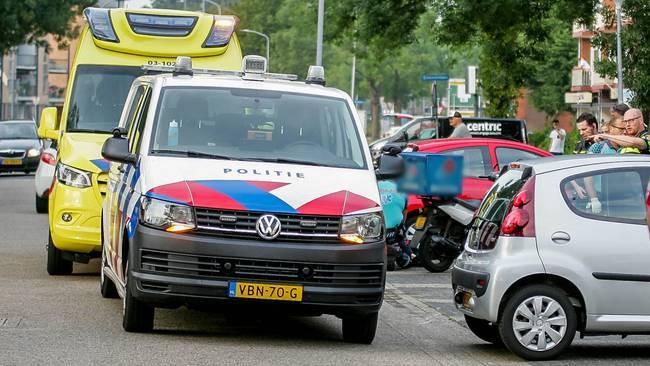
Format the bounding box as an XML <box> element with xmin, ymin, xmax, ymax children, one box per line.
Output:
<box><xmin>41</xmin><ymin>152</ymin><xmax>56</xmax><ymax>165</ymax></box>
<box><xmin>500</xmin><ymin>177</ymin><xmax>536</xmax><ymax>237</ymax></box>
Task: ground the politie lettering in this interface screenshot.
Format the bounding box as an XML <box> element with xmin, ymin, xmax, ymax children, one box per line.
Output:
<box><xmin>224</xmin><ymin>168</ymin><xmax>305</xmax><ymax>178</ymax></box>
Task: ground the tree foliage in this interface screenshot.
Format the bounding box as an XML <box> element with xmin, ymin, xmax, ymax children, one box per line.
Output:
<box><xmin>0</xmin><ymin>0</ymin><xmax>95</xmax><ymax>53</ymax></box>
<box><xmin>593</xmin><ymin>0</ymin><xmax>650</xmax><ymax>115</ymax></box>
<box><xmin>431</xmin><ymin>0</ymin><xmax>597</xmax><ymax>117</ymax></box>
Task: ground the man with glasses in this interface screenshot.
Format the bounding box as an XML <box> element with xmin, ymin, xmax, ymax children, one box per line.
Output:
<box><xmin>593</xmin><ymin>108</ymin><xmax>649</xmax><ymax>154</ymax></box>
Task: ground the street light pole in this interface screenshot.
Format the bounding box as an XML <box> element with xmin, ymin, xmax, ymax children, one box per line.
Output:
<box><xmin>202</xmin><ymin>0</ymin><xmax>222</xmax><ymax>15</ymax></box>
<box><xmin>316</xmin><ymin>0</ymin><xmax>324</xmax><ymax>66</ymax></box>
<box><xmin>615</xmin><ymin>0</ymin><xmax>624</xmax><ymax>103</ymax></box>
<box><xmin>241</xmin><ymin>29</ymin><xmax>270</xmax><ymax>70</ymax></box>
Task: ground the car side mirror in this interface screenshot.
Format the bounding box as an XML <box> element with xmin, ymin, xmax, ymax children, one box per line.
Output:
<box><xmin>38</xmin><ymin>107</ymin><xmax>60</xmax><ymax>141</ymax></box>
<box><xmin>101</xmin><ymin>130</ymin><xmax>136</xmax><ymax>165</ymax></box>
<box><xmin>375</xmin><ymin>153</ymin><xmax>404</xmax><ymax>180</ymax></box>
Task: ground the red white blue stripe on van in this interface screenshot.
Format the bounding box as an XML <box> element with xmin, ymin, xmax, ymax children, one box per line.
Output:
<box><xmin>146</xmin><ymin>180</ymin><xmax>379</xmax><ymax>216</ymax></box>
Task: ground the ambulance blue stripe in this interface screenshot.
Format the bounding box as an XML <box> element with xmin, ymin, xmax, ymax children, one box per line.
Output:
<box><xmin>198</xmin><ymin>180</ymin><xmax>297</xmax><ymax>214</ymax></box>
<box><xmin>91</xmin><ymin>159</ymin><xmax>110</xmax><ymax>172</ymax></box>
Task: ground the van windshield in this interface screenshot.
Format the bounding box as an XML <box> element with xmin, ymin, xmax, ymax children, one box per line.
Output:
<box><xmin>150</xmin><ymin>87</ymin><xmax>367</xmax><ymax>169</ymax></box>
<box><xmin>66</xmin><ymin>65</ymin><xmax>143</xmax><ymax>133</ymax></box>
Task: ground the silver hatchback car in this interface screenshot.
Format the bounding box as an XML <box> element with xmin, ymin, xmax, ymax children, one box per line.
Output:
<box><xmin>452</xmin><ymin>155</ymin><xmax>650</xmax><ymax>361</ymax></box>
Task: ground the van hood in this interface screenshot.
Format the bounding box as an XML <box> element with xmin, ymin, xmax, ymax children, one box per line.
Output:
<box><xmin>139</xmin><ymin>157</ymin><xmax>380</xmax><ymax>216</ymax></box>
<box><xmin>58</xmin><ymin>132</ymin><xmax>112</xmax><ymax>173</ymax></box>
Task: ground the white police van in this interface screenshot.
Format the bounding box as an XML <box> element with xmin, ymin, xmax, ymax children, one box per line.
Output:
<box><xmin>100</xmin><ymin>56</ymin><xmax>402</xmax><ymax>343</ymax></box>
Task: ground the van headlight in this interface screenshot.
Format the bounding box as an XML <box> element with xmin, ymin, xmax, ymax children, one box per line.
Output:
<box><xmin>56</xmin><ymin>163</ymin><xmax>92</xmax><ymax>188</ymax></box>
<box><xmin>141</xmin><ymin>197</ymin><xmax>196</xmax><ymax>233</ymax></box>
<box><xmin>339</xmin><ymin>213</ymin><xmax>383</xmax><ymax>244</ymax></box>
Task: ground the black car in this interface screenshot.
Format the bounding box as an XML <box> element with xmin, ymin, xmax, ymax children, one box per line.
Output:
<box><xmin>0</xmin><ymin>120</ymin><xmax>42</xmax><ymax>174</ymax></box>
<box><xmin>369</xmin><ymin>117</ymin><xmax>528</xmax><ymax>162</ymax></box>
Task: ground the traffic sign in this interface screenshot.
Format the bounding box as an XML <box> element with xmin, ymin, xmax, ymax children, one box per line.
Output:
<box><xmin>421</xmin><ymin>74</ymin><xmax>449</xmax><ymax>82</ymax></box>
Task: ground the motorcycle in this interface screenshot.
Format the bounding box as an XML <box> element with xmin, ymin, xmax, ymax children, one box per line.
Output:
<box><xmin>408</xmin><ymin>196</ymin><xmax>479</xmax><ymax>273</ymax></box>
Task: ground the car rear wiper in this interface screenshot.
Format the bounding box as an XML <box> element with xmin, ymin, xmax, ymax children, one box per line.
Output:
<box><xmin>150</xmin><ymin>149</ymin><xmax>235</xmax><ymax>160</ymax></box>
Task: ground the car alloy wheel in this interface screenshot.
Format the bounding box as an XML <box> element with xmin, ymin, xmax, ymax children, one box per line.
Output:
<box><xmin>512</xmin><ymin>295</ymin><xmax>568</xmax><ymax>352</ymax></box>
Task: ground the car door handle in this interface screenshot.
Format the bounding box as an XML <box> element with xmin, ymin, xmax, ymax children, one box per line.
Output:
<box><xmin>551</xmin><ymin>231</ymin><xmax>571</xmax><ymax>244</ymax></box>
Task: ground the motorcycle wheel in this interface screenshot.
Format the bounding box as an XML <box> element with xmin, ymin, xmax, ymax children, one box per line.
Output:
<box><xmin>420</xmin><ymin>237</ymin><xmax>455</xmax><ymax>273</ymax></box>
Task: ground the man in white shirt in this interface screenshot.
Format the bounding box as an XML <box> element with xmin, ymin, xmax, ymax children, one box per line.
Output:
<box><xmin>548</xmin><ymin>119</ymin><xmax>566</xmax><ymax>155</ymax></box>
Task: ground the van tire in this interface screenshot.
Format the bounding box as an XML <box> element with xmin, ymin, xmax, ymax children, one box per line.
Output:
<box><xmin>47</xmin><ymin>233</ymin><xmax>73</xmax><ymax>275</ymax></box>
<box><xmin>498</xmin><ymin>284</ymin><xmax>576</xmax><ymax>361</ymax></box>
<box><xmin>464</xmin><ymin>315</ymin><xmax>502</xmax><ymax>345</ymax></box>
<box><xmin>35</xmin><ymin>194</ymin><xmax>48</xmax><ymax>213</ymax></box>
<box><xmin>100</xmin><ymin>253</ymin><xmax>118</xmax><ymax>299</ymax></box>
<box><xmin>122</xmin><ymin>260</ymin><xmax>154</xmax><ymax>332</ymax></box>
<box><xmin>342</xmin><ymin>312</ymin><xmax>378</xmax><ymax>344</ymax></box>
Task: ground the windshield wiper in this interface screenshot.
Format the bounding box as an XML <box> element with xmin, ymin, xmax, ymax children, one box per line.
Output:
<box><xmin>151</xmin><ymin>149</ymin><xmax>235</xmax><ymax>160</ymax></box>
<box><xmin>255</xmin><ymin>157</ymin><xmax>322</xmax><ymax>166</ymax></box>
<box><xmin>68</xmin><ymin>129</ymin><xmax>113</xmax><ymax>134</ymax></box>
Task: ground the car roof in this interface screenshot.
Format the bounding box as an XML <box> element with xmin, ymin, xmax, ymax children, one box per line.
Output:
<box><xmin>416</xmin><ymin>137</ymin><xmax>538</xmax><ymax>150</ymax></box>
<box><xmin>517</xmin><ymin>154</ymin><xmax>650</xmax><ymax>174</ymax></box>
<box><xmin>138</xmin><ymin>73</ymin><xmax>351</xmax><ymax>100</ymax></box>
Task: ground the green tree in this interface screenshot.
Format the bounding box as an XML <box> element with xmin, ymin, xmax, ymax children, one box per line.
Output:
<box><xmin>0</xmin><ymin>0</ymin><xmax>95</xmax><ymax>53</ymax></box>
<box><xmin>431</xmin><ymin>0</ymin><xmax>597</xmax><ymax>117</ymax></box>
<box><xmin>593</xmin><ymin>0</ymin><xmax>650</xmax><ymax>115</ymax></box>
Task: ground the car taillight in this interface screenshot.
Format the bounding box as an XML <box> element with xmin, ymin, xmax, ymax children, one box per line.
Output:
<box><xmin>500</xmin><ymin>177</ymin><xmax>536</xmax><ymax>237</ymax></box>
<box><xmin>41</xmin><ymin>153</ymin><xmax>56</xmax><ymax>166</ymax></box>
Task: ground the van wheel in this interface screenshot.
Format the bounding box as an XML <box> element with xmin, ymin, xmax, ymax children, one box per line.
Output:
<box><xmin>47</xmin><ymin>233</ymin><xmax>72</xmax><ymax>275</ymax></box>
<box><xmin>464</xmin><ymin>315</ymin><xmax>502</xmax><ymax>345</ymax></box>
<box><xmin>35</xmin><ymin>194</ymin><xmax>48</xmax><ymax>213</ymax></box>
<box><xmin>122</xmin><ymin>261</ymin><xmax>154</xmax><ymax>332</ymax></box>
<box><xmin>498</xmin><ymin>284</ymin><xmax>576</xmax><ymax>361</ymax></box>
<box><xmin>342</xmin><ymin>312</ymin><xmax>378</xmax><ymax>344</ymax></box>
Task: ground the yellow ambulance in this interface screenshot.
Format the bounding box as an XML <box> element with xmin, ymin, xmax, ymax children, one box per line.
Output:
<box><xmin>38</xmin><ymin>7</ymin><xmax>242</xmax><ymax>274</ymax></box>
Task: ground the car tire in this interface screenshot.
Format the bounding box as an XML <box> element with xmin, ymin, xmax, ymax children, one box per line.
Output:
<box><xmin>498</xmin><ymin>284</ymin><xmax>577</xmax><ymax>361</ymax></box>
<box><xmin>342</xmin><ymin>312</ymin><xmax>378</xmax><ymax>344</ymax></box>
<box><xmin>35</xmin><ymin>194</ymin><xmax>48</xmax><ymax>214</ymax></box>
<box><xmin>122</xmin><ymin>261</ymin><xmax>154</xmax><ymax>333</ymax></box>
<box><xmin>464</xmin><ymin>315</ymin><xmax>503</xmax><ymax>345</ymax></box>
<box><xmin>47</xmin><ymin>233</ymin><xmax>73</xmax><ymax>275</ymax></box>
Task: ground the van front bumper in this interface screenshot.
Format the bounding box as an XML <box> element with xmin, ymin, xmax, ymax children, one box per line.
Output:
<box><xmin>129</xmin><ymin>225</ymin><xmax>386</xmax><ymax>317</ymax></box>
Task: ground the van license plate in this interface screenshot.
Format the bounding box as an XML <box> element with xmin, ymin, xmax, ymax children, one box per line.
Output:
<box><xmin>229</xmin><ymin>281</ymin><xmax>303</xmax><ymax>302</ymax></box>
<box><xmin>414</xmin><ymin>216</ymin><xmax>427</xmax><ymax>230</ymax></box>
<box><xmin>2</xmin><ymin>159</ymin><xmax>22</xmax><ymax>165</ymax></box>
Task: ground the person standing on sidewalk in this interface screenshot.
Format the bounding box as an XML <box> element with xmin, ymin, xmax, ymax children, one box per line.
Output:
<box><xmin>573</xmin><ymin>113</ymin><xmax>598</xmax><ymax>154</ymax></box>
<box><xmin>548</xmin><ymin>119</ymin><xmax>566</xmax><ymax>155</ymax></box>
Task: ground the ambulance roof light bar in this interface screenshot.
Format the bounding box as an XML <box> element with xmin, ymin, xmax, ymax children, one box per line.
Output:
<box><xmin>141</xmin><ymin>56</ymin><xmax>299</xmax><ymax>82</ymax></box>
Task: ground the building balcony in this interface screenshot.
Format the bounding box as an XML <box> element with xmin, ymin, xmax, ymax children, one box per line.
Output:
<box><xmin>48</xmin><ymin>59</ymin><xmax>68</xmax><ymax>74</ymax></box>
<box><xmin>570</xmin><ymin>67</ymin><xmax>617</xmax><ymax>94</ymax></box>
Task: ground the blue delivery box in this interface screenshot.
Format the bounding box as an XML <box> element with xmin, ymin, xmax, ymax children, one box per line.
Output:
<box><xmin>397</xmin><ymin>152</ymin><xmax>463</xmax><ymax>197</ymax></box>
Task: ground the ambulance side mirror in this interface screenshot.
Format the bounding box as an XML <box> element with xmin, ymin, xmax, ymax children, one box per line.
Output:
<box><xmin>38</xmin><ymin>107</ymin><xmax>60</xmax><ymax>141</ymax></box>
<box><xmin>102</xmin><ymin>130</ymin><xmax>136</xmax><ymax>165</ymax></box>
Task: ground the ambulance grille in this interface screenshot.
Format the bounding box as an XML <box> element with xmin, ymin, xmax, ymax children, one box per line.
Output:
<box><xmin>140</xmin><ymin>248</ymin><xmax>384</xmax><ymax>287</ymax></box>
<box><xmin>194</xmin><ymin>209</ymin><xmax>341</xmax><ymax>243</ymax></box>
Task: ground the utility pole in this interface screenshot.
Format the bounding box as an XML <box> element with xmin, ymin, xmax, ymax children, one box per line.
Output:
<box><xmin>316</xmin><ymin>0</ymin><xmax>324</xmax><ymax>66</ymax></box>
<box><xmin>615</xmin><ymin>0</ymin><xmax>624</xmax><ymax>103</ymax></box>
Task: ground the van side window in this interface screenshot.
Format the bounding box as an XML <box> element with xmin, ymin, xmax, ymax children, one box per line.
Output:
<box><xmin>129</xmin><ymin>88</ymin><xmax>151</xmax><ymax>154</ymax></box>
<box><xmin>123</xmin><ymin>85</ymin><xmax>146</xmax><ymax>131</ymax></box>
<box><xmin>562</xmin><ymin>169</ymin><xmax>648</xmax><ymax>224</ymax></box>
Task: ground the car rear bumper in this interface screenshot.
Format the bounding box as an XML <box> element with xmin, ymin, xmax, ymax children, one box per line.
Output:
<box><xmin>129</xmin><ymin>225</ymin><xmax>386</xmax><ymax>316</ymax></box>
<box><xmin>0</xmin><ymin>157</ymin><xmax>39</xmax><ymax>172</ymax></box>
<box><xmin>49</xmin><ymin>181</ymin><xmax>102</xmax><ymax>253</ymax></box>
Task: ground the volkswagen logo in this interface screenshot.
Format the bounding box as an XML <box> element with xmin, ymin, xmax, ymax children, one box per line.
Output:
<box><xmin>256</xmin><ymin>214</ymin><xmax>282</xmax><ymax>240</ymax></box>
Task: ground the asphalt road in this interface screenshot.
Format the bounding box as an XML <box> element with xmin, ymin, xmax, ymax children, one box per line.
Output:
<box><xmin>1</xmin><ymin>174</ymin><xmax>650</xmax><ymax>365</ymax></box>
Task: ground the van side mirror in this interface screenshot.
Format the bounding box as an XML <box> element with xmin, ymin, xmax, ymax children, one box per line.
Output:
<box><xmin>375</xmin><ymin>153</ymin><xmax>404</xmax><ymax>180</ymax></box>
<box><xmin>38</xmin><ymin>107</ymin><xmax>60</xmax><ymax>141</ymax></box>
<box><xmin>102</xmin><ymin>131</ymin><xmax>137</xmax><ymax>165</ymax></box>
